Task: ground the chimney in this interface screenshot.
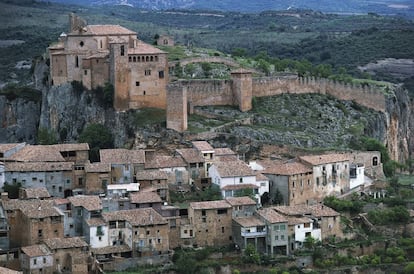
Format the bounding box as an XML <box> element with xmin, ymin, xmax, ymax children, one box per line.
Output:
<box><xmin>1</xmin><ymin>192</ymin><xmax>9</xmax><ymax>201</ymax></box>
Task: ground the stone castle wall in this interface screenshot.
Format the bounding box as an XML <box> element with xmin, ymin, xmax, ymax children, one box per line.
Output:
<box><xmin>167</xmin><ymin>74</ymin><xmax>388</xmax><ymax>131</ymax></box>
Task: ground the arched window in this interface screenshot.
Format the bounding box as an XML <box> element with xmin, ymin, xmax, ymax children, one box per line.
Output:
<box><xmin>373</xmin><ymin>156</ymin><xmax>378</xmax><ymax>166</ymax></box>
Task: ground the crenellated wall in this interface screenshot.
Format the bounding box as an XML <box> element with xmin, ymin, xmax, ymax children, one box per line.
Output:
<box><xmin>166</xmin><ymin>73</ymin><xmax>389</xmax><ymax>132</ymax></box>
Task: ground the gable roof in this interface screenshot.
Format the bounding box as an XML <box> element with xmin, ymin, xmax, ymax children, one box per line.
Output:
<box><xmin>257</xmin><ymin>207</ymin><xmax>288</xmax><ymax>224</ymax></box>
<box><xmin>102</xmin><ymin>208</ymin><xmax>167</xmax><ymax>226</ymax></box>
<box><xmin>213</xmin><ymin>160</ymin><xmax>255</xmax><ymax>177</ymax></box>
<box><xmin>273</xmin><ymin>204</ymin><xmax>340</xmax><ymax>218</ymax></box>
<box><xmin>225</xmin><ymin>196</ymin><xmax>256</xmax><ymax>206</ymax></box>
<box><xmin>100</xmin><ymin>149</ymin><xmax>145</xmax><ymax>164</ymax></box>
<box><xmin>136</xmin><ymin>170</ymin><xmax>169</xmax><ymax>180</ymax></box>
<box><xmin>299</xmin><ymin>153</ymin><xmax>350</xmax><ymax>166</ymax></box>
<box><xmin>190</xmin><ymin>200</ymin><xmax>231</xmax><ymax>210</ymax></box>
<box><xmin>78</xmin><ymin>25</ymin><xmax>136</xmax><ymax>36</ymax></box>
<box><xmin>68</xmin><ymin>195</ymin><xmax>102</xmax><ymax>211</ymax></box>
<box><xmin>262</xmin><ymin>162</ymin><xmax>312</xmax><ymax>176</ymax></box>
<box><xmin>20</xmin><ymin>187</ymin><xmax>50</xmax><ymax>199</ymax></box>
<box><xmin>85</xmin><ymin>162</ymin><xmax>111</xmax><ymax>173</ymax></box>
<box><xmin>21</xmin><ymin>244</ymin><xmax>51</xmax><ymax>257</ymax></box>
<box><xmin>233</xmin><ymin>216</ymin><xmax>265</xmax><ymax>227</ymax></box>
<box><xmin>175</xmin><ymin>148</ymin><xmax>204</xmax><ymax>164</ymax></box>
<box><xmin>145</xmin><ymin>155</ymin><xmax>186</xmax><ymax>169</ymax></box>
<box><xmin>44</xmin><ymin>237</ymin><xmax>88</xmax><ymax>250</ymax></box>
<box><xmin>7</xmin><ymin>145</ymin><xmax>66</xmax><ymax>162</ymax></box>
<box><xmin>5</xmin><ymin>161</ymin><xmax>73</xmax><ymax>172</ymax></box>
<box><xmin>8</xmin><ymin>200</ymin><xmax>63</xmax><ymax>219</ymax></box>
<box><xmin>192</xmin><ymin>141</ymin><xmax>214</xmax><ymax>152</ymax></box>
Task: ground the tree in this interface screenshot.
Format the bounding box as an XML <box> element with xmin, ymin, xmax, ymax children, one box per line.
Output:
<box><xmin>304</xmin><ymin>236</ymin><xmax>317</xmax><ymax>250</ymax></box>
<box><xmin>243</xmin><ymin>244</ymin><xmax>261</xmax><ymax>264</ymax></box>
<box><xmin>235</xmin><ymin>188</ymin><xmax>255</xmax><ymax>200</ymax></box>
<box><xmin>102</xmin><ymin>82</ymin><xmax>114</xmax><ymax>108</ymax></box>
<box><xmin>3</xmin><ymin>182</ymin><xmax>22</xmax><ymax>199</ymax></box>
<box><xmin>273</xmin><ymin>188</ymin><xmax>284</xmax><ymax>205</ymax></box>
<box><xmin>78</xmin><ymin>123</ymin><xmax>114</xmax><ymax>162</ymax></box>
<box><xmin>37</xmin><ymin>127</ymin><xmax>57</xmax><ymax>145</ymax></box>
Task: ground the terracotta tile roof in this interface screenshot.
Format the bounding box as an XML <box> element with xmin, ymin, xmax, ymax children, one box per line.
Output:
<box><xmin>5</xmin><ymin>161</ymin><xmax>73</xmax><ymax>172</ymax></box>
<box><xmin>145</xmin><ymin>155</ymin><xmax>186</xmax><ymax>169</ymax></box>
<box><xmin>175</xmin><ymin>148</ymin><xmax>204</xmax><ymax>163</ymax></box>
<box><xmin>0</xmin><ymin>143</ymin><xmax>25</xmax><ymax>153</ymax></box>
<box><xmin>53</xmin><ymin>198</ymin><xmax>70</xmax><ymax>206</ymax></box>
<box><xmin>213</xmin><ymin>160</ymin><xmax>256</xmax><ymax>177</ymax></box>
<box><xmin>86</xmin><ymin>217</ymin><xmax>106</xmax><ymax>227</ymax></box>
<box><xmin>214</xmin><ymin>148</ymin><xmax>236</xmax><ymax>157</ymax></box>
<box><xmin>273</xmin><ymin>204</ymin><xmax>339</xmax><ymax>218</ymax></box>
<box><xmin>103</xmin><ymin>208</ymin><xmax>167</xmax><ymax>226</ymax></box>
<box><xmin>233</xmin><ymin>216</ymin><xmax>265</xmax><ymax>227</ymax></box>
<box><xmin>49</xmin><ymin>143</ymin><xmax>89</xmax><ymax>152</ymax></box>
<box><xmin>225</xmin><ymin>196</ymin><xmax>256</xmax><ymax>206</ymax></box>
<box><xmin>286</xmin><ymin>216</ymin><xmax>313</xmax><ymax>226</ymax></box>
<box><xmin>82</xmin><ymin>25</ymin><xmax>136</xmax><ymax>35</ymax></box>
<box><xmin>129</xmin><ymin>41</ymin><xmax>165</xmax><ymax>54</ymax></box>
<box><xmin>44</xmin><ymin>237</ymin><xmax>88</xmax><ymax>250</ymax></box>
<box><xmin>17</xmin><ymin>200</ymin><xmax>63</xmax><ymax>219</ymax></box>
<box><xmin>0</xmin><ymin>266</ymin><xmax>22</xmax><ymax>274</ymax></box>
<box><xmin>257</xmin><ymin>207</ymin><xmax>288</xmax><ymax>223</ymax></box>
<box><xmin>129</xmin><ymin>191</ymin><xmax>162</xmax><ymax>204</ymax></box>
<box><xmin>136</xmin><ymin>170</ymin><xmax>168</xmax><ymax>180</ymax></box>
<box><xmin>85</xmin><ymin>162</ymin><xmax>111</xmax><ymax>173</ymax></box>
<box><xmin>7</xmin><ymin>145</ymin><xmax>66</xmax><ymax>162</ymax></box>
<box><xmin>190</xmin><ymin>200</ymin><xmax>231</xmax><ymax>210</ymax></box>
<box><xmin>92</xmin><ymin>244</ymin><xmax>131</xmax><ymax>255</ymax></box>
<box><xmin>100</xmin><ymin>149</ymin><xmax>145</xmax><ymax>164</ymax></box>
<box><xmin>221</xmin><ymin>184</ymin><xmax>258</xmax><ymax>191</ymax></box>
<box><xmin>68</xmin><ymin>195</ymin><xmax>102</xmax><ymax>211</ymax></box>
<box><xmin>299</xmin><ymin>153</ymin><xmax>350</xmax><ymax>166</ymax></box>
<box><xmin>21</xmin><ymin>187</ymin><xmax>50</xmax><ymax>199</ymax></box>
<box><xmin>21</xmin><ymin>244</ymin><xmax>51</xmax><ymax>257</ymax></box>
<box><xmin>261</xmin><ymin>161</ymin><xmax>312</xmax><ymax>176</ymax></box>
<box><xmin>192</xmin><ymin>141</ymin><xmax>214</xmax><ymax>152</ymax></box>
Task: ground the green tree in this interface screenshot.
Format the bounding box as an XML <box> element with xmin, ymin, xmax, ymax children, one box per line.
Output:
<box><xmin>404</xmin><ymin>261</ymin><xmax>414</xmax><ymax>273</ymax></box>
<box><xmin>243</xmin><ymin>244</ymin><xmax>261</xmax><ymax>264</ymax></box>
<box><xmin>304</xmin><ymin>236</ymin><xmax>317</xmax><ymax>250</ymax></box>
<box><xmin>37</xmin><ymin>127</ymin><xmax>57</xmax><ymax>145</ymax></box>
<box><xmin>273</xmin><ymin>188</ymin><xmax>284</xmax><ymax>205</ymax></box>
<box><xmin>78</xmin><ymin>123</ymin><xmax>114</xmax><ymax>162</ymax></box>
<box><xmin>235</xmin><ymin>188</ymin><xmax>256</xmax><ymax>200</ymax></box>
<box><xmin>102</xmin><ymin>82</ymin><xmax>114</xmax><ymax>108</ymax></box>
<box><xmin>201</xmin><ymin>62</ymin><xmax>212</xmax><ymax>78</ymax></box>
<box><xmin>174</xmin><ymin>251</ymin><xmax>197</xmax><ymax>274</ymax></box>
<box><xmin>3</xmin><ymin>182</ymin><xmax>22</xmax><ymax>199</ymax></box>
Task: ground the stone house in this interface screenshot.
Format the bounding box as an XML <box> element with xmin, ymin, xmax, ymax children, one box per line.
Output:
<box><xmin>85</xmin><ymin>162</ymin><xmax>111</xmax><ymax>195</ymax></box>
<box><xmin>299</xmin><ymin>153</ymin><xmax>351</xmax><ymax>198</ymax></box>
<box><xmin>99</xmin><ymin>149</ymin><xmax>146</xmax><ymax>185</ymax></box>
<box><xmin>159</xmin><ymin>205</ymin><xmax>181</xmax><ymax>249</ymax></box>
<box><xmin>188</xmin><ymin>200</ymin><xmax>233</xmax><ymax>247</ymax></box>
<box><xmin>232</xmin><ymin>215</ymin><xmax>267</xmax><ymax>253</ymax></box>
<box><xmin>225</xmin><ymin>196</ymin><xmax>257</xmax><ymax>218</ymax></box>
<box><xmin>67</xmin><ymin>195</ymin><xmax>102</xmax><ymax>237</ymax></box>
<box><xmin>209</xmin><ymin>159</ymin><xmax>268</xmax><ymax>204</ymax></box>
<box><xmin>259</xmin><ymin>161</ymin><xmax>314</xmax><ymax>206</ymax></box>
<box><xmin>274</xmin><ymin>204</ymin><xmax>342</xmax><ymax>242</ymax></box>
<box><xmin>284</xmin><ymin>215</ymin><xmax>321</xmax><ymax>253</ymax></box>
<box><xmin>43</xmin><ymin>237</ymin><xmax>89</xmax><ymax>274</ymax></box>
<box><xmin>129</xmin><ymin>191</ymin><xmax>163</xmax><ymax>213</ymax></box>
<box><xmin>157</xmin><ymin>35</ymin><xmax>174</xmax><ymax>46</ymax></box>
<box><xmin>85</xmin><ymin>217</ymin><xmax>108</xmax><ymax>249</ymax></box>
<box><xmin>175</xmin><ymin>148</ymin><xmax>205</xmax><ymax>186</ymax></box>
<box><xmin>136</xmin><ymin>170</ymin><xmax>169</xmax><ymax>202</ymax></box>
<box><xmin>144</xmin><ymin>155</ymin><xmax>188</xmax><ymax>185</ymax></box>
<box><xmin>256</xmin><ymin>207</ymin><xmax>289</xmax><ymax>256</ymax></box>
<box><xmin>347</xmin><ymin>151</ymin><xmax>384</xmax><ymax>179</ymax></box>
<box><xmin>102</xmin><ymin>208</ymin><xmax>169</xmax><ymax>257</ymax></box>
<box><xmin>4</xmin><ymin>162</ymin><xmax>74</xmax><ymax>198</ymax></box>
<box><xmin>20</xmin><ymin>244</ymin><xmax>54</xmax><ymax>274</ymax></box>
<box><xmin>192</xmin><ymin>141</ymin><xmax>215</xmax><ymax>177</ymax></box>
<box><xmin>2</xmin><ymin>200</ymin><xmax>64</xmax><ymax>248</ymax></box>
<box><xmin>53</xmin><ymin>198</ymin><xmax>74</xmax><ymax>238</ymax></box>
<box><xmin>48</xmin><ymin>13</ymin><xmax>168</xmax><ymax>111</ymax></box>
<box><xmin>19</xmin><ymin>187</ymin><xmax>51</xmax><ymax>200</ymax></box>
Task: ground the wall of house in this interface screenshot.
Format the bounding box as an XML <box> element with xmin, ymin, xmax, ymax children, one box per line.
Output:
<box><xmin>231</xmin><ymin>204</ymin><xmax>256</xmax><ymax>218</ymax></box>
<box><xmin>0</xmin><ymin>163</ymin><xmax>4</xmax><ymax>190</ymax></box>
<box><xmin>88</xmin><ymin>225</ymin><xmax>109</xmax><ymax>248</ymax></box>
<box><xmin>20</xmin><ymin>215</ymin><xmax>64</xmax><ymax>246</ymax></box>
<box><xmin>294</xmin><ymin>223</ymin><xmax>321</xmax><ymax>243</ymax></box>
<box><xmin>320</xmin><ymin>215</ymin><xmax>343</xmax><ymax>240</ymax></box>
<box><xmin>262</xmin><ymin>221</ymin><xmax>288</xmax><ymax>255</ymax></box>
<box><xmin>348</xmin><ymin>151</ymin><xmax>384</xmax><ymax>179</ymax></box>
<box><xmin>265</xmin><ymin>174</ymin><xmax>289</xmax><ymax>205</ymax></box>
<box><xmin>188</xmin><ymin>207</ymin><xmax>232</xmax><ymax>247</ymax></box>
<box><xmin>53</xmin><ymin>248</ymin><xmax>88</xmax><ymax>273</ymax></box>
<box><xmin>21</xmin><ymin>254</ymin><xmax>53</xmax><ymax>274</ymax></box>
<box><xmin>132</xmin><ymin>223</ymin><xmax>169</xmax><ymax>256</ymax></box>
<box><xmin>311</xmin><ymin>161</ymin><xmax>350</xmax><ymax>197</ymax></box>
<box><xmin>288</xmin><ymin>173</ymin><xmax>315</xmax><ymax>206</ymax></box>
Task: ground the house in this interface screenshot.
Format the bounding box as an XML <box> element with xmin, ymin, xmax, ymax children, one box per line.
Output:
<box><xmin>259</xmin><ymin>161</ymin><xmax>313</xmax><ymax>205</ymax></box>
<box><xmin>99</xmin><ymin>149</ymin><xmax>146</xmax><ymax>185</ymax></box>
<box><xmin>188</xmin><ymin>200</ymin><xmax>233</xmax><ymax>247</ymax></box>
<box><xmin>48</xmin><ymin>13</ymin><xmax>168</xmax><ymax>111</ymax></box>
<box><xmin>106</xmin><ymin>183</ymin><xmax>139</xmax><ymax>200</ymax></box>
<box><xmin>214</xmin><ymin>148</ymin><xmax>238</xmax><ymax>162</ymax></box>
<box><xmin>274</xmin><ymin>204</ymin><xmax>342</xmax><ymax>241</ymax></box>
<box><xmin>256</xmin><ymin>207</ymin><xmax>289</xmax><ymax>256</ymax></box>
<box><xmin>19</xmin><ymin>187</ymin><xmax>51</xmax><ymax>200</ymax></box>
<box><xmin>0</xmin><ymin>197</ymin><xmax>9</xmax><ymax>250</ymax></box>
<box><xmin>0</xmin><ymin>161</ymin><xmax>4</xmax><ymax>190</ymax></box>
<box><xmin>192</xmin><ymin>141</ymin><xmax>215</xmax><ymax>177</ymax></box>
<box><xmin>225</xmin><ymin>196</ymin><xmax>257</xmax><ymax>218</ymax></box>
<box><xmin>157</xmin><ymin>35</ymin><xmax>174</xmax><ymax>46</ymax></box>
<box><xmin>85</xmin><ymin>217</ymin><xmax>108</xmax><ymax>249</ymax></box>
<box><xmin>347</xmin><ymin>151</ymin><xmax>384</xmax><ymax>179</ymax></box>
<box><xmin>284</xmin><ymin>215</ymin><xmax>321</xmax><ymax>253</ymax></box>
<box><xmin>299</xmin><ymin>153</ymin><xmax>351</xmax><ymax>197</ymax></box>
<box><xmin>102</xmin><ymin>208</ymin><xmax>169</xmax><ymax>257</ymax></box>
<box><xmin>129</xmin><ymin>191</ymin><xmax>163</xmax><ymax>213</ymax></box>
<box><xmin>209</xmin><ymin>159</ymin><xmax>268</xmax><ymax>204</ymax></box>
<box><xmin>144</xmin><ymin>155</ymin><xmax>188</xmax><ymax>185</ymax></box>
<box><xmin>67</xmin><ymin>195</ymin><xmax>102</xmax><ymax>237</ymax></box>
<box><xmin>232</xmin><ymin>215</ymin><xmax>267</xmax><ymax>253</ymax></box>
<box><xmin>136</xmin><ymin>170</ymin><xmax>169</xmax><ymax>202</ymax></box>
<box><xmin>20</xmin><ymin>244</ymin><xmax>54</xmax><ymax>274</ymax></box>
<box><xmin>175</xmin><ymin>148</ymin><xmax>205</xmax><ymax>185</ymax></box>
<box><xmin>4</xmin><ymin>162</ymin><xmax>74</xmax><ymax>198</ymax></box>
<box><xmin>85</xmin><ymin>162</ymin><xmax>111</xmax><ymax>194</ymax></box>
<box><xmin>43</xmin><ymin>237</ymin><xmax>89</xmax><ymax>274</ymax></box>
<box><xmin>2</xmin><ymin>199</ymin><xmax>64</xmax><ymax>247</ymax></box>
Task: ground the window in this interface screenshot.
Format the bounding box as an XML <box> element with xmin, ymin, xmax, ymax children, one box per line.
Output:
<box><xmin>58</xmin><ymin>186</ymin><xmax>62</xmax><ymax>192</ymax></box>
<box><xmin>120</xmin><ymin>45</ymin><xmax>125</xmax><ymax>56</ymax></box>
<box><xmin>43</xmin><ymin>257</ymin><xmax>46</xmax><ymax>264</ymax></box>
<box><xmin>84</xmin><ymin>70</ymin><xmax>87</xmax><ymax>75</ymax></box>
<box><xmin>157</xmin><ymin>238</ymin><xmax>161</xmax><ymax>244</ymax></box>
<box><xmin>32</xmin><ymin>177</ymin><xmax>37</xmax><ymax>181</ymax></box>
<box><xmin>305</xmin><ymin>232</ymin><xmax>311</xmax><ymax>237</ymax></box>
<box><xmin>159</xmin><ymin>70</ymin><xmax>164</xmax><ymax>79</ymax></box>
<box><xmin>239</xmin><ymin>178</ymin><xmax>243</xmax><ymax>183</ymax></box>
<box><xmin>217</xmin><ymin>209</ymin><xmax>227</xmax><ymax>215</ymax></box>
<box><xmin>373</xmin><ymin>156</ymin><xmax>378</xmax><ymax>166</ymax></box>
<box><xmin>38</xmin><ymin>229</ymin><xmax>43</xmax><ymax>238</ymax></box>
<box><xmin>304</xmin><ymin>223</ymin><xmax>311</xmax><ymax>228</ymax></box>
<box><xmin>275</xmin><ymin>235</ymin><xmax>278</xmax><ymax>240</ymax></box>
<box><xmin>34</xmin><ymin>258</ymin><xmax>37</xmax><ymax>265</ymax></box>
<box><xmin>78</xmin><ymin>178</ymin><xmax>83</xmax><ymax>186</ymax></box>
<box><xmin>145</xmin><ymin>69</ymin><xmax>151</xmax><ymax>76</ymax></box>
<box><xmin>146</xmin><ymin>230</ymin><xmax>150</xmax><ymax>235</ymax></box>
<box><xmin>292</xmin><ymin>181</ymin><xmax>295</xmax><ymax>188</ymax></box>
<box><xmin>75</xmin><ymin>56</ymin><xmax>79</xmax><ymax>68</ymax></box>
<box><xmin>79</xmin><ymin>41</ymin><xmax>84</xmax><ymax>47</ymax></box>
<box><xmin>281</xmin><ymin>235</ymin><xmax>285</xmax><ymax>240</ymax></box>
<box><xmin>100</xmin><ymin>40</ymin><xmax>103</xmax><ymax>48</ymax></box>
<box><xmin>221</xmin><ymin>227</ymin><xmax>225</xmax><ymax>233</ymax></box>
<box><xmin>135</xmin><ymin>81</ymin><xmax>140</xmax><ymax>86</ymax></box>
<box><xmin>202</xmin><ymin>210</ymin><xmax>206</xmax><ymax>216</ymax></box>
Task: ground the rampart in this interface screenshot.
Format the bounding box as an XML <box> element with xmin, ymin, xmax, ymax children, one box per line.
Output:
<box><xmin>167</xmin><ymin>72</ymin><xmax>388</xmax><ymax>132</ymax></box>
<box><xmin>169</xmin><ymin>56</ymin><xmax>240</xmax><ymax>68</ymax></box>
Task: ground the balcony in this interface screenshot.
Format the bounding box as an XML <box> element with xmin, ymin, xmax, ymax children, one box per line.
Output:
<box><xmin>241</xmin><ymin>229</ymin><xmax>267</xmax><ymax>237</ymax></box>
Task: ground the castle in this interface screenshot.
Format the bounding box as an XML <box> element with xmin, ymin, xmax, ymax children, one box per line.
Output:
<box><xmin>48</xmin><ymin>14</ymin><xmax>168</xmax><ymax>110</ymax></box>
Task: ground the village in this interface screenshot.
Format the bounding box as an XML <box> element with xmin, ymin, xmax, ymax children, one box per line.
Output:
<box><xmin>0</xmin><ymin>141</ymin><xmax>392</xmax><ymax>273</ymax></box>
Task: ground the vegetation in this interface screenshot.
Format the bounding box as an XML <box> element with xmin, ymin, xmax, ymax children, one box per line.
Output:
<box><xmin>37</xmin><ymin>127</ymin><xmax>57</xmax><ymax>145</ymax></box>
<box><xmin>93</xmin><ymin>82</ymin><xmax>114</xmax><ymax>108</ymax></box>
<box><xmin>2</xmin><ymin>182</ymin><xmax>22</xmax><ymax>199</ymax></box>
<box><xmin>0</xmin><ymin>84</ymin><xmax>42</xmax><ymax>102</ymax></box>
<box><xmin>78</xmin><ymin>123</ymin><xmax>114</xmax><ymax>162</ymax></box>
<box><xmin>170</xmin><ymin>185</ymin><xmax>221</xmax><ymax>204</ymax></box>
<box><xmin>323</xmin><ymin>195</ymin><xmax>363</xmax><ymax>214</ymax></box>
<box><xmin>367</xmin><ymin>206</ymin><xmax>410</xmax><ymax>225</ymax></box>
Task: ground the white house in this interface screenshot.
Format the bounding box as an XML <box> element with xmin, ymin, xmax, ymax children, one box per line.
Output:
<box><xmin>107</xmin><ymin>183</ymin><xmax>140</xmax><ymax>197</ymax></box>
<box><xmin>86</xmin><ymin>218</ymin><xmax>109</xmax><ymax>248</ymax></box>
<box><xmin>349</xmin><ymin>163</ymin><xmax>365</xmax><ymax>189</ymax></box>
<box><xmin>288</xmin><ymin>216</ymin><xmax>321</xmax><ymax>251</ymax></box>
<box><xmin>208</xmin><ymin>159</ymin><xmax>269</xmax><ymax>204</ymax></box>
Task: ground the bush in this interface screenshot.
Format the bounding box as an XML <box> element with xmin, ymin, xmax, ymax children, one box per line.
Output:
<box><xmin>78</xmin><ymin>123</ymin><xmax>114</xmax><ymax>162</ymax></box>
